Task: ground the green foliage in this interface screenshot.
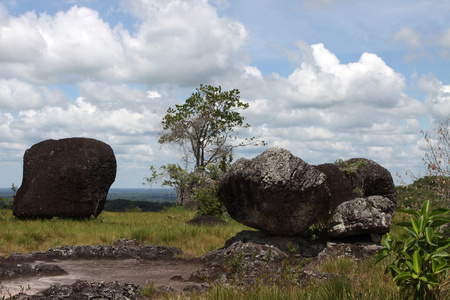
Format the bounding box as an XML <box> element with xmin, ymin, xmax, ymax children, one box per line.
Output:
<box><xmin>375</xmin><ymin>200</ymin><xmax>450</xmax><ymax>299</ymax></box>
<box><xmin>335</xmin><ymin>158</ymin><xmax>368</xmax><ymax>197</ymax></box>
<box><xmin>193</xmin><ymin>184</ymin><xmax>226</xmax><ymax>218</ymax></box>
<box><xmin>146</xmin><ymin>84</ymin><xmax>265</xmax><ymax>216</ymax></box>
<box><xmin>335</xmin><ymin>158</ymin><xmax>368</xmax><ymax>175</ymax></box>
<box><xmin>146</xmin><ymin>163</ymin><xmax>227</xmax><ymax>217</ymax></box>
<box><xmin>0</xmin><ymin>198</ymin><xmax>13</xmax><ymax>209</ymax></box>
<box><xmin>396</xmin><ymin>176</ymin><xmax>448</xmax><ymax>209</ymax></box>
<box><xmin>140</xmin><ymin>282</ymin><xmax>156</xmax><ymax>298</ymax></box>
<box><xmin>159</xmin><ymin>84</ymin><xmax>259</xmax><ymax>169</ymax></box>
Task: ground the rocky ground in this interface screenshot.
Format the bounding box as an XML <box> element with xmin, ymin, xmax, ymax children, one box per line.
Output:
<box><xmin>0</xmin><ymin>235</ymin><xmax>382</xmax><ymax>299</ymax></box>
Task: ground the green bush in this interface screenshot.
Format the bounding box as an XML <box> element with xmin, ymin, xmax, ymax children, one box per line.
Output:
<box><xmin>0</xmin><ymin>197</ymin><xmax>13</xmax><ymax>209</ymax></box>
<box><xmin>396</xmin><ymin>176</ymin><xmax>449</xmax><ymax>209</ymax></box>
<box><xmin>375</xmin><ymin>200</ymin><xmax>450</xmax><ymax>299</ymax></box>
<box><xmin>193</xmin><ymin>184</ymin><xmax>226</xmax><ymax>218</ymax></box>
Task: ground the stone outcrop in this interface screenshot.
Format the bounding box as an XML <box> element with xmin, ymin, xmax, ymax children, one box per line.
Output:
<box><xmin>218</xmin><ymin>147</ymin><xmax>330</xmax><ymax>236</ymax></box>
<box><xmin>218</xmin><ymin>147</ymin><xmax>396</xmax><ymax>240</ymax></box>
<box><xmin>328</xmin><ymin>195</ymin><xmax>396</xmax><ymax>237</ymax></box>
<box><xmin>324</xmin><ymin>158</ymin><xmax>397</xmax><ymax>238</ymax></box>
<box><xmin>13</xmin><ymin>138</ymin><xmax>117</xmax><ymax>219</ymax></box>
<box><xmin>335</xmin><ymin>158</ymin><xmax>396</xmax><ymax>203</ymax></box>
<box><xmin>13</xmin><ymin>280</ymin><xmax>141</xmax><ymax>300</ymax></box>
<box><xmin>224</xmin><ymin>230</ymin><xmax>325</xmax><ymax>257</ymax></box>
<box><xmin>315</xmin><ymin>163</ymin><xmax>354</xmax><ymax>212</ymax></box>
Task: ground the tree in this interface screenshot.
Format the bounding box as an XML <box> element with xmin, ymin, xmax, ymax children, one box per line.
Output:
<box><xmin>146</xmin><ymin>84</ymin><xmax>264</xmax><ymax>214</ymax></box>
<box><xmin>158</xmin><ymin>84</ymin><xmax>259</xmax><ymax>170</ymax></box>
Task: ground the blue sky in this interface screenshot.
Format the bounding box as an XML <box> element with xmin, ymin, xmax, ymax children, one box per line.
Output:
<box><xmin>0</xmin><ymin>0</ymin><xmax>449</xmax><ymax>188</ymax></box>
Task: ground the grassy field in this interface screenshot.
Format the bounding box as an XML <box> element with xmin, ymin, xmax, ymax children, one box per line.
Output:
<box><xmin>0</xmin><ymin>206</ymin><xmax>249</xmax><ymax>257</ymax></box>
<box><xmin>0</xmin><ymin>205</ymin><xmax>407</xmax><ymax>299</ymax></box>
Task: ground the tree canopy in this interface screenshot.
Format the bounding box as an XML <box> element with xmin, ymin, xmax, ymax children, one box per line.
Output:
<box><xmin>158</xmin><ymin>84</ymin><xmax>254</xmax><ymax>170</ymax></box>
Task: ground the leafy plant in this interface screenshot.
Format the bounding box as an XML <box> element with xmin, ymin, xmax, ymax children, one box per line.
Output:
<box><xmin>193</xmin><ymin>184</ymin><xmax>226</xmax><ymax>217</ymax></box>
<box><xmin>375</xmin><ymin>200</ymin><xmax>450</xmax><ymax>299</ymax></box>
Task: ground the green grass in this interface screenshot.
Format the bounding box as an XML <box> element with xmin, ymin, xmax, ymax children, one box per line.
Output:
<box><xmin>0</xmin><ymin>206</ymin><xmax>249</xmax><ymax>257</ymax></box>
<box><xmin>0</xmin><ymin>205</ymin><xmax>415</xmax><ymax>299</ymax></box>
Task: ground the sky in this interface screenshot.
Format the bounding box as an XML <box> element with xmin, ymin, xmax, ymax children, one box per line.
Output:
<box><xmin>0</xmin><ymin>0</ymin><xmax>449</xmax><ymax>188</ymax></box>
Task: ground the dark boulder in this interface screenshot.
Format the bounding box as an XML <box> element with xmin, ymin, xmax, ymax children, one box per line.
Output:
<box><xmin>13</xmin><ymin>138</ymin><xmax>116</xmax><ymax>219</ymax></box>
<box><xmin>335</xmin><ymin>158</ymin><xmax>396</xmax><ymax>203</ymax></box>
<box><xmin>315</xmin><ymin>163</ymin><xmax>354</xmax><ymax>212</ymax></box>
<box><xmin>218</xmin><ymin>147</ymin><xmax>330</xmax><ymax>236</ymax></box>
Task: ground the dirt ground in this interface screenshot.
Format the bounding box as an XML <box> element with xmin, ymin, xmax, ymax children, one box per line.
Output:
<box><xmin>0</xmin><ymin>237</ymin><xmax>382</xmax><ymax>298</ymax></box>
<box><xmin>0</xmin><ymin>258</ymin><xmax>203</xmax><ymax>298</ymax></box>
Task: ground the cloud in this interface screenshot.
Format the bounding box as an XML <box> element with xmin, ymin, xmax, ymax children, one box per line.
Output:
<box><xmin>0</xmin><ymin>1</ymin><xmax>248</xmax><ymax>85</ymax></box>
<box><xmin>393</xmin><ymin>26</ymin><xmax>423</xmax><ymax>49</ymax></box>
<box><xmin>116</xmin><ymin>0</ymin><xmax>248</xmax><ymax>84</ymax></box>
<box><xmin>0</xmin><ymin>79</ymin><xmax>68</xmax><ymax>110</ymax></box>
<box><xmin>0</xmin><ymin>6</ymin><xmax>125</xmax><ymax>83</ymax></box>
<box><xmin>240</xmin><ymin>43</ymin><xmax>423</xmax><ymax>129</ymax></box>
<box><xmin>418</xmin><ymin>74</ymin><xmax>450</xmax><ymax>121</ymax></box>
<box><xmin>226</xmin><ymin>43</ymin><xmax>428</xmax><ymax>175</ymax></box>
<box><xmin>303</xmin><ymin>0</ymin><xmax>335</xmax><ymax>9</ymax></box>
<box><xmin>281</xmin><ymin>44</ymin><xmax>407</xmax><ymax>110</ymax></box>
<box><xmin>438</xmin><ymin>28</ymin><xmax>450</xmax><ymax>60</ymax></box>
<box><xmin>1</xmin><ymin>1</ymin><xmax>447</xmax><ymax>187</ymax></box>
<box><xmin>392</xmin><ymin>26</ymin><xmax>426</xmax><ymax>62</ymax></box>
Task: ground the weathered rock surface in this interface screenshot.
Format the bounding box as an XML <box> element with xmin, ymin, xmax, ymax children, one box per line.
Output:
<box><xmin>0</xmin><ymin>262</ymin><xmax>67</xmax><ymax>281</ymax></box>
<box><xmin>328</xmin><ymin>196</ymin><xmax>396</xmax><ymax>237</ymax></box>
<box><xmin>14</xmin><ymin>280</ymin><xmax>141</xmax><ymax>300</ymax></box>
<box><xmin>224</xmin><ymin>230</ymin><xmax>325</xmax><ymax>257</ymax></box>
<box><xmin>13</xmin><ymin>137</ymin><xmax>117</xmax><ymax>219</ymax></box>
<box><xmin>192</xmin><ymin>241</ymin><xmax>289</xmax><ymax>286</ymax></box>
<box><xmin>335</xmin><ymin>158</ymin><xmax>396</xmax><ymax>203</ymax></box>
<box><xmin>315</xmin><ymin>163</ymin><xmax>354</xmax><ymax>212</ymax></box>
<box><xmin>2</xmin><ymin>242</ymin><xmax>183</xmax><ymax>263</ymax></box>
<box><xmin>218</xmin><ymin>147</ymin><xmax>330</xmax><ymax>236</ymax></box>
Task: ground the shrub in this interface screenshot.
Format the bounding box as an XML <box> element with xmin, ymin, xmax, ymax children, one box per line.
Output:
<box><xmin>0</xmin><ymin>197</ymin><xmax>13</xmax><ymax>209</ymax></box>
<box><xmin>193</xmin><ymin>184</ymin><xmax>226</xmax><ymax>218</ymax></box>
<box><xmin>375</xmin><ymin>200</ymin><xmax>450</xmax><ymax>299</ymax></box>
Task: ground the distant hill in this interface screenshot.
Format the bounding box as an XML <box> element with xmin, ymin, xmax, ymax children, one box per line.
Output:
<box><xmin>106</xmin><ymin>188</ymin><xmax>177</xmax><ymax>202</ymax></box>
<box><xmin>0</xmin><ymin>188</ymin><xmax>177</xmax><ymax>202</ymax></box>
<box><xmin>0</xmin><ymin>188</ymin><xmax>178</xmax><ymax>212</ymax></box>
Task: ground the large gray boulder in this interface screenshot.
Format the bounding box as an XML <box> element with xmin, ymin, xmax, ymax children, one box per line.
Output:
<box><xmin>13</xmin><ymin>138</ymin><xmax>116</xmax><ymax>219</ymax></box>
<box><xmin>328</xmin><ymin>195</ymin><xmax>396</xmax><ymax>237</ymax></box>
<box><xmin>218</xmin><ymin>147</ymin><xmax>330</xmax><ymax>236</ymax></box>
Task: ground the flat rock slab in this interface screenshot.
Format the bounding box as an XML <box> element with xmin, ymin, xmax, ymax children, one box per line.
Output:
<box><xmin>0</xmin><ymin>259</ymin><xmax>203</xmax><ymax>298</ymax></box>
